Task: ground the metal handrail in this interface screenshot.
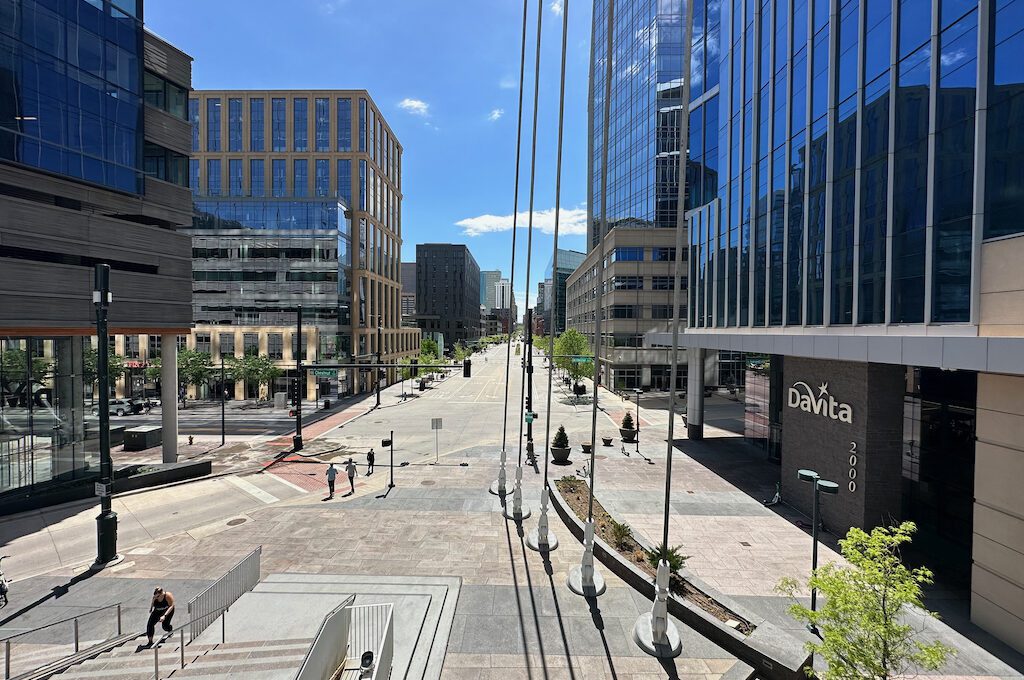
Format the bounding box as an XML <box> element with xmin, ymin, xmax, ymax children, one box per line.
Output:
<box><xmin>3</xmin><ymin>603</ymin><xmax>122</xmax><ymax>679</ymax></box>
<box><xmin>186</xmin><ymin>545</ymin><xmax>261</xmax><ymax>642</ymax></box>
<box><xmin>294</xmin><ymin>595</ymin><xmax>355</xmax><ymax>680</ymax></box>
<box><xmin>153</xmin><ymin>603</ymin><xmax>232</xmax><ymax>680</ymax></box>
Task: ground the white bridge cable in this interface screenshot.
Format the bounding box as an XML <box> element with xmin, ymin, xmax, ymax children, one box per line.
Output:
<box><xmin>499</xmin><ymin>0</ymin><xmax>531</xmax><ymax>457</ymax></box>
<box><xmin>542</xmin><ymin>0</ymin><xmax>572</xmax><ymax>490</ymax></box>
<box><xmin>516</xmin><ymin>0</ymin><xmax>545</xmax><ymax>470</ymax></box>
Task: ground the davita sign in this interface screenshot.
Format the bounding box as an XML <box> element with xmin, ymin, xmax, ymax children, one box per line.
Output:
<box><xmin>787</xmin><ymin>381</ymin><xmax>853</xmax><ymax>423</ymax></box>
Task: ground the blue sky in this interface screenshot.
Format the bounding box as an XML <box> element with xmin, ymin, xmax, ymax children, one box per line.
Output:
<box><xmin>147</xmin><ymin>0</ymin><xmax>593</xmax><ymax>313</ymax></box>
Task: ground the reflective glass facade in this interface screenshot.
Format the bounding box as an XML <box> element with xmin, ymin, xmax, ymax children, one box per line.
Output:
<box><xmin>689</xmin><ymin>0</ymin><xmax>1014</xmax><ymax>329</ymax></box>
<box><xmin>0</xmin><ymin>0</ymin><xmax>144</xmax><ymax>193</ymax></box>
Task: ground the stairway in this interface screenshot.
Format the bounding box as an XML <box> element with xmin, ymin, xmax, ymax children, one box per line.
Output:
<box><xmin>50</xmin><ymin>636</ymin><xmax>313</xmax><ymax>680</ymax></box>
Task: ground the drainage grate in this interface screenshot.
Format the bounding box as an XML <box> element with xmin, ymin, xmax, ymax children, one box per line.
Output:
<box><xmin>421</xmin><ymin>480</ymin><xmax>436</xmax><ymax>486</ymax></box>
<box><xmin>740</xmin><ymin>541</ymin><xmax>751</xmax><ymax>547</ymax></box>
<box><xmin>227</xmin><ymin>518</ymin><xmax>247</xmax><ymax>526</ymax></box>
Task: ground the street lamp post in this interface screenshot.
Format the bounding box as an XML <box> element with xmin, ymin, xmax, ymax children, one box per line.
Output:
<box><xmin>382</xmin><ymin>431</ymin><xmax>395</xmax><ymax>489</ymax></box>
<box><xmin>797</xmin><ymin>468</ymin><xmax>839</xmax><ymax>631</ymax></box>
<box><xmin>92</xmin><ymin>264</ymin><xmax>119</xmax><ymax>568</ymax></box>
<box><xmin>375</xmin><ymin>318</ymin><xmax>383</xmax><ymax>408</ymax></box>
<box><xmin>633</xmin><ymin>387</ymin><xmax>642</xmax><ymax>455</ymax></box>
<box><xmin>293</xmin><ymin>305</ymin><xmax>303</xmax><ymax>451</ymax></box>
<box><xmin>220</xmin><ymin>358</ymin><xmax>226</xmax><ymax>447</ymax></box>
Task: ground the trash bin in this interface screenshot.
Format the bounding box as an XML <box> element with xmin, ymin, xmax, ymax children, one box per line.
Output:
<box><xmin>323</xmin><ymin>399</ymin><xmax>331</xmax><ymax>409</ymax></box>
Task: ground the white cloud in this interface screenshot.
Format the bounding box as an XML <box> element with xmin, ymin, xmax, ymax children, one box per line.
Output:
<box><xmin>319</xmin><ymin>0</ymin><xmax>348</xmax><ymax>15</ymax></box>
<box><xmin>499</xmin><ymin>76</ymin><xmax>517</xmax><ymax>90</ymax></box>
<box><xmin>487</xmin><ymin>108</ymin><xmax>505</xmax><ymax>121</ymax></box>
<box><xmin>456</xmin><ymin>207</ymin><xmax>588</xmax><ymax>237</ymax></box>
<box><xmin>398</xmin><ymin>98</ymin><xmax>430</xmax><ymax>117</ymax></box>
<box><xmin>550</xmin><ymin>0</ymin><xmax>563</xmax><ymax>15</ymax></box>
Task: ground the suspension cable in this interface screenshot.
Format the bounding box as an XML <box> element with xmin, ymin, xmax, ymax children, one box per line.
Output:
<box><xmin>542</xmin><ymin>0</ymin><xmax>571</xmax><ymax>489</ymax></box>
<box><xmin>499</xmin><ymin>0</ymin><xmax>531</xmax><ymax>456</ymax></box>
<box><xmin>586</xmin><ymin>0</ymin><xmax>616</xmax><ymax>523</ymax></box>
<box><xmin>516</xmin><ymin>0</ymin><xmax>544</xmax><ymax>469</ymax></box>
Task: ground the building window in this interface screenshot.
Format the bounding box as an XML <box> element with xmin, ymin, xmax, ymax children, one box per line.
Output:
<box><xmin>651</xmin><ymin>276</ymin><xmax>676</xmax><ymax>290</ymax></box>
<box><xmin>610</xmin><ymin>305</ymin><xmax>640</xmax><ymax>319</ymax></box>
<box><xmin>250</xmin><ymin>159</ymin><xmax>265</xmax><ymax>197</ymax></box>
<box><xmin>228</xmin><ymin>159</ymin><xmax>243</xmax><ymax>196</ymax></box>
<box><xmin>294</xmin><ymin>159</ymin><xmax>308</xmax><ymax>197</ymax></box>
<box><xmin>250</xmin><ymin>98</ymin><xmax>265</xmax><ymax>151</ymax></box>
<box><xmin>176</xmin><ymin>336</ymin><xmax>187</xmax><ymax>351</ymax></box>
<box><xmin>144</xmin><ymin>71</ymin><xmax>187</xmax><ymax>119</ymax></box>
<box><xmin>219</xmin><ymin>333</ymin><xmax>235</xmax><ymax>357</ymax></box>
<box><xmin>196</xmin><ymin>334</ymin><xmax>211</xmax><ymax>354</ymax></box>
<box><xmin>143</xmin><ymin>142</ymin><xmax>187</xmax><ymax>187</ymax></box>
<box><xmin>337</xmin><ymin>159</ymin><xmax>352</xmax><ymax>204</ymax></box>
<box><xmin>243</xmin><ymin>333</ymin><xmax>259</xmax><ymax>355</ymax></box>
<box><xmin>190</xmin><ymin>159</ymin><xmax>199</xmax><ymax>194</ymax></box>
<box><xmin>125</xmin><ymin>336</ymin><xmax>140</xmax><ymax>358</ymax></box>
<box><xmin>272</xmin><ymin>159</ymin><xmax>286</xmax><ymax>197</ymax></box>
<box><xmin>359</xmin><ymin>99</ymin><xmax>367</xmax><ymax>152</ymax></box>
<box><xmin>652</xmin><ymin>247</ymin><xmax>677</xmax><ymax>261</ymax></box>
<box><xmin>315</xmin><ymin>159</ymin><xmax>330</xmax><ymax>197</ymax></box>
<box><xmin>359</xmin><ymin>160</ymin><xmax>367</xmax><ymax>210</ymax></box>
<box><xmin>337</xmin><ymin>98</ymin><xmax>352</xmax><ymax>151</ymax></box>
<box><xmin>206</xmin><ymin>159</ymin><xmax>221</xmax><ymax>196</ymax></box>
<box><xmin>147</xmin><ymin>335</ymin><xmax>161</xmax><ymax>359</ymax></box>
<box><xmin>228</xmin><ymin>98</ymin><xmax>243</xmax><ymax>151</ymax></box>
<box><xmin>206</xmin><ymin>98</ymin><xmax>221</xmax><ymax>152</ymax></box>
<box><xmin>611</xmin><ymin>247</ymin><xmax>644</xmax><ymax>262</ymax></box>
<box><xmin>272</xmin><ymin>98</ymin><xmax>286</xmax><ymax>151</ymax></box>
<box><xmin>613</xmin><ymin>276</ymin><xmax>643</xmax><ymax>290</ymax></box>
<box><xmin>315</xmin><ymin>97</ymin><xmax>330</xmax><ymax>152</ymax></box>
<box><xmin>189</xmin><ymin>98</ymin><xmax>199</xmax><ymax>151</ymax></box>
<box><xmin>268</xmin><ymin>334</ymin><xmax>283</xmax><ymax>359</ymax></box>
<box><xmin>293</xmin><ymin>98</ymin><xmax>308</xmax><ymax>152</ymax></box>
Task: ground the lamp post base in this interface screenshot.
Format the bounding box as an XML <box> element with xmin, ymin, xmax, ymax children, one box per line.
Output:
<box><xmin>633</xmin><ymin>612</ymin><xmax>682</xmax><ymax>658</ymax></box>
<box><xmin>292</xmin><ymin>435</ymin><xmax>303</xmax><ymax>451</ymax></box>
<box><xmin>502</xmin><ymin>505</ymin><xmax>532</xmax><ymax>521</ymax></box>
<box><xmin>488</xmin><ymin>480</ymin><xmax>511</xmax><ymax>496</ymax></box>
<box><xmin>525</xmin><ymin>528</ymin><xmax>558</xmax><ymax>551</ymax></box>
<box><xmin>567</xmin><ymin>565</ymin><xmax>606</xmax><ymax>597</ymax></box>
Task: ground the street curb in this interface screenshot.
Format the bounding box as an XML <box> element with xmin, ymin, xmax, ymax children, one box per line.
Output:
<box><xmin>547</xmin><ymin>482</ymin><xmax>811</xmax><ymax>680</ymax></box>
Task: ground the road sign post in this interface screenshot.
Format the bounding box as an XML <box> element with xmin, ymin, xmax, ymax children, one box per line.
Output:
<box><xmin>431</xmin><ymin>418</ymin><xmax>442</xmax><ymax>463</ymax></box>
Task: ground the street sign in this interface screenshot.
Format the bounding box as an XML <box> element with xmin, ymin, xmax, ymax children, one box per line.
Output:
<box><xmin>95</xmin><ymin>482</ymin><xmax>111</xmax><ymax>498</ymax></box>
<box><xmin>571</xmin><ymin>357</ymin><xmax>593</xmax><ymax>363</ymax></box>
<box><xmin>524</xmin><ymin>411</ymin><xmax>537</xmax><ymax>424</ymax></box>
<box><xmin>431</xmin><ymin>418</ymin><xmax>443</xmax><ymax>430</ymax></box>
<box><xmin>312</xmin><ymin>368</ymin><xmax>337</xmax><ymax>378</ymax></box>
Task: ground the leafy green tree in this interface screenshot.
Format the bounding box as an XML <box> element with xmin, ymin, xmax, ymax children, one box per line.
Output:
<box><xmin>453</xmin><ymin>342</ymin><xmax>468</xmax><ymax>363</ymax></box>
<box><xmin>144</xmin><ymin>357</ymin><xmax>162</xmax><ymax>383</ymax></box>
<box><xmin>554</xmin><ymin>329</ymin><xmax>594</xmax><ymax>383</ymax></box>
<box><xmin>420</xmin><ymin>337</ymin><xmax>439</xmax><ymax>358</ymax></box>
<box><xmin>777</xmin><ymin>522</ymin><xmax>953</xmax><ymax>679</ymax></box>
<box><xmin>1</xmin><ymin>348</ymin><xmax>53</xmax><ymax>383</ymax></box>
<box><xmin>178</xmin><ymin>348</ymin><xmax>212</xmax><ymax>407</ymax></box>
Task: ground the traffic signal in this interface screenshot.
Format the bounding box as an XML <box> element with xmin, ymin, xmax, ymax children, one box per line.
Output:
<box><xmin>410</xmin><ymin>358</ymin><xmax>419</xmax><ymax>377</ymax></box>
<box><xmin>463</xmin><ymin>358</ymin><xmax>471</xmax><ymax>378</ymax></box>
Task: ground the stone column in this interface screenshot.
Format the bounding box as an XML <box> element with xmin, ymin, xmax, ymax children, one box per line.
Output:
<box><xmin>160</xmin><ymin>335</ymin><xmax>178</xmax><ymax>463</ymax></box>
<box><xmin>686</xmin><ymin>348</ymin><xmax>705</xmax><ymax>440</ymax></box>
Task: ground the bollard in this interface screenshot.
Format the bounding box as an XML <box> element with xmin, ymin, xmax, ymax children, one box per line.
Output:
<box><xmin>180</xmin><ymin>629</ymin><xmax>185</xmax><ymax>669</ymax></box>
<box><xmin>73</xmin><ymin>618</ymin><xmax>79</xmax><ymax>653</ymax></box>
<box><xmin>117</xmin><ymin>604</ymin><xmax>122</xmax><ymax>635</ymax></box>
<box><xmin>153</xmin><ymin>641</ymin><xmax>159</xmax><ymax>679</ymax></box>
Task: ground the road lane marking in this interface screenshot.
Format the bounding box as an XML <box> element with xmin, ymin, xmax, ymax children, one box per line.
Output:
<box><xmin>225</xmin><ymin>475</ymin><xmax>280</xmax><ymax>504</ymax></box>
<box><xmin>261</xmin><ymin>470</ymin><xmax>309</xmax><ymax>494</ymax></box>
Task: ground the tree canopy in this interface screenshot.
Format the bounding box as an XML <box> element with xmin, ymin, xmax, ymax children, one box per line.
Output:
<box><xmin>554</xmin><ymin>329</ymin><xmax>594</xmax><ymax>382</ymax></box>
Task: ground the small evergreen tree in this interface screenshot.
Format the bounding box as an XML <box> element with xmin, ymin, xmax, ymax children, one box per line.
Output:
<box><xmin>621</xmin><ymin>411</ymin><xmax>635</xmax><ymax>429</ymax></box>
<box><xmin>552</xmin><ymin>425</ymin><xmax>569</xmax><ymax>448</ymax></box>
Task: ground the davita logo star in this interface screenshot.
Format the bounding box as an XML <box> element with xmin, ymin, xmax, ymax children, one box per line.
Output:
<box><xmin>787</xmin><ymin>381</ymin><xmax>853</xmax><ymax>423</ymax></box>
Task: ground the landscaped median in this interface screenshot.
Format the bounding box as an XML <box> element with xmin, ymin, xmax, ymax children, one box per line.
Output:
<box><xmin>550</xmin><ymin>476</ymin><xmax>812</xmax><ymax>680</ymax></box>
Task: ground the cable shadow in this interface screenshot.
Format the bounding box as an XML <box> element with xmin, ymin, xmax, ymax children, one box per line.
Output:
<box><xmin>586</xmin><ymin>597</ymin><xmax>620</xmax><ymax>680</ymax></box>
<box><xmin>516</xmin><ymin>525</ymin><xmax>550</xmax><ymax>679</ymax></box>
<box><xmin>503</xmin><ymin>518</ymin><xmax>534</xmax><ymax>680</ymax></box>
<box><xmin>0</xmin><ymin>568</ymin><xmax>99</xmax><ymax>627</ymax></box>
<box><xmin>542</xmin><ymin>562</ymin><xmax>577</xmax><ymax>679</ymax></box>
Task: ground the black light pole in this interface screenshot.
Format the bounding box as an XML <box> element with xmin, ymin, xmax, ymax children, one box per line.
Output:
<box><xmin>633</xmin><ymin>387</ymin><xmax>642</xmax><ymax>455</ymax></box>
<box><xmin>220</xmin><ymin>357</ymin><xmax>226</xmax><ymax>447</ymax></box>
<box><xmin>524</xmin><ymin>308</ymin><xmax>534</xmax><ymax>458</ymax></box>
<box><xmin>93</xmin><ymin>264</ymin><xmax>118</xmax><ymax>567</ymax></box>
<box><xmin>293</xmin><ymin>305</ymin><xmax>303</xmax><ymax>451</ymax></box>
<box><xmin>382</xmin><ymin>430</ymin><xmax>395</xmax><ymax>489</ymax></box>
<box><xmin>798</xmin><ymin>469</ymin><xmax>839</xmax><ymax>631</ymax></box>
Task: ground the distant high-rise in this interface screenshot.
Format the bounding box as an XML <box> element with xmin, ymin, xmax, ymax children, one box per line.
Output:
<box><xmin>544</xmin><ymin>249</ymin><xmax>585</xmax><ymax>336</ymax></box>
<box><xmin>416</xmin><ymin>244</ymin><xmax>482</xmax><ymax>345</ymax></box>
<box><xmin>480</xmin><ymin>270</ymin><xmax>501</xmax><ymax>310</ymax></box>
<box><xmin>401</xmin><ymin>262</ymin><xmax>416</xmax><ymax>319</ymax></box>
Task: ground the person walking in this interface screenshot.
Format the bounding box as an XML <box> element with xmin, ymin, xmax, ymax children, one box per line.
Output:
<box><xmin>146</xmin><ymin>587</ymin><xmax>175</xmax><ymax>646</ymax></box>
<box><xmin>325</xmin><ymin>463</ymin><xmax>338</xmax><ymax>499</ymax></box>
<box><xmin>366</xmin><ymin>448</ymin><xmax>375</xmax><ymax>475</ymax></box>
<box><xmin>345</xmin><ymin>458</ymin><xmax>357</xmax><ymax>495</ymax></box>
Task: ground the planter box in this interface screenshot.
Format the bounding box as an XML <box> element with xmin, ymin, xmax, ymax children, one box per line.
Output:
<box><xmin>548</xmin><ymin>484</ymin><xmax>810</xmax><ymax>680</ymax></box>
<box><xmin>619</xmin><ymin>427</ymin><xmax>637</xmax><ymax>443</ymax></box>
<box><xmin>124</xmin><ymin>425</ymin><xmax>162</xmax><ymax>451</ymax></box>
<box><xmin>551</xmin><ymin>446</ymin><xmax>571</xmax><ymax>464</ymax></box>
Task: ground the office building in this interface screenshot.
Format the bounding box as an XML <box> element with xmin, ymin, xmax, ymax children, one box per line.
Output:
<box><xmin>401</xmin><ymin>262</ymin><xmax>416</xmax><ymax>319</ymax></box>
<box><xmin>1</xmin><ymin>1</ymin><xmax>193</xmax><ymax>495</ymax></box>
<box><xmin>493</xmin><ymin>278</ymin><xmax>518</xmax><ymax>334</ymax></box>
<box><xmin>535</xmin><ymin>282</ymin><xmax>546</xmax><ymax>336</ymax></box>
<box><xmin>480</xmin><ymin>269</ymin><xmax>501</xmax><ymax>310</ymax></box>
<box><xmin>185</xmin><ymin>89</ymin><xmax>418</xmax><ymax>395</ymax></box>
<box><xmin>543</xmin><ymin>248</ymin><xmax>585</xmax><ymax>336</ymax></box>
<box><xmin>415</xmin><ymin>244</ymin><xmax>481</xmax><ymax>346</ymax></box>
<box><xmin>659</xmin><ymin>0</ymin><xmax>1024</xmax><ymax>653</ymax></box>
<box><xmin>566</xmin><ymin>0</ymin><xmax>717</xmax><ymax>392</ymax></box>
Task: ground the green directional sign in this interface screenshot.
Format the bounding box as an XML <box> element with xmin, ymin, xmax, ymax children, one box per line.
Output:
<box><xmin>571</xmin><ymin>357</ymin><xmax>593</xmax><ymax>363</ymax></box>
<box><xmin>524</xmin><ymin>411</ymin><xmax>537</xmax><ymax>424</ymax></box>
<box><xmin>312</xmin><ymin>368</ymin><xmax>338</xmax><ymax>378</ymax></box>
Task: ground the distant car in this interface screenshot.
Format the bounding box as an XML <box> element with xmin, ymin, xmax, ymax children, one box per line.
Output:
<box><xmin>92</xmin><ymin>399</ymin><xmax>135</xmax><ymax>417</ymax></box>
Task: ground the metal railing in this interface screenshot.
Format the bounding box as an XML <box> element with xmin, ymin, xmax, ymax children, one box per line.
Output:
<box><xmin>2</xmin><ymin>603</ymin><xmax>122</xmax><ymax>679</ymax></box>
<box><xmin>294</xmin><ymin>594</ymin><xmax>355</xmax><ymax>680</ymax></box>
<box><xmin>348</xmin><ymin>603</ymin><xmax>393</xmax><ymax>680</ymax></box>
<box><xmin>153</xmin><ymin>604</ymin><xmax>230</xmax><ymax>680</ymax></box>
<box><xmin>186</xmin><ymin>545</ymin><xmax>261</xmax><ymax>642</ymax></box>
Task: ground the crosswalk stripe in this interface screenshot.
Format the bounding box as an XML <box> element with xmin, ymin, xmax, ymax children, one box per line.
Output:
<box><xmin>225</xmin><ymin>475</ymin><xmax>280</xmax><ymax>504</ymax></box>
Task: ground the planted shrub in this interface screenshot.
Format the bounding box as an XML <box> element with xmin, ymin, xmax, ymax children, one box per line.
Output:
<box><xmin>647</xmin><ymin>542</ymin><xmax>688</xmax><ymax>571</ymax></box>
<box><xmin>609</xmin><ymin>519</ymin><xmax>633</xmax><ymax>550</ymax></box>
<box><xmin>553</xmin><ymin>425</ymin><xmax>569</xmax><ymax>448</ymax></box>
<box><xmin>621</xmin><ymin>411</ymin><xmax>635</xmax><ymax>429</ymax></box>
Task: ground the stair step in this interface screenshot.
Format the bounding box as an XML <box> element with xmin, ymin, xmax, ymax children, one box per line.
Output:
<box><xmin>170</xmin><ymin>656</ymin><xmax>308</xmax><ymax>677</ymax></box>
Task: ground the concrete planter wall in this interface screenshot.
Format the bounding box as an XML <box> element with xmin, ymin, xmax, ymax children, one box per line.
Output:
<box><xmin>549</xmin><ymin>484</ymin><xmax>811</xmax><ymax>680</ymax></box>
